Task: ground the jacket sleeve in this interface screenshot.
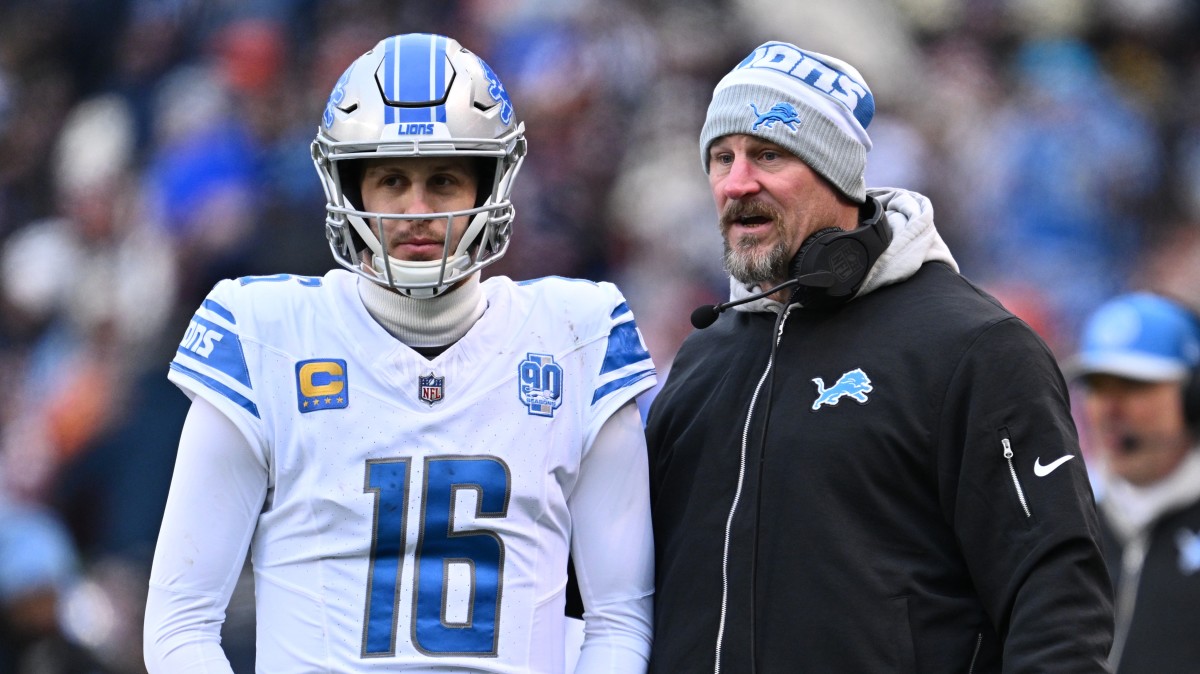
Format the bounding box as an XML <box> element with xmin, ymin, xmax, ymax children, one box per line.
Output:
<box><xmin>939</xmin><ymin>317</ymin><xmax>1113</xmax><ymax>672</ymax></box>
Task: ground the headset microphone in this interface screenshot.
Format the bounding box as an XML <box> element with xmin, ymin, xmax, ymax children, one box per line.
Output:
<box><xmin>690</xmin><ymin>272</ymin><xmax>835</xmax><ymax>330</ymax></box>
<box><xmin>1118</xmin><ymin>435</ymin><xmax>1142</xmax><ymax>454</ymax></box>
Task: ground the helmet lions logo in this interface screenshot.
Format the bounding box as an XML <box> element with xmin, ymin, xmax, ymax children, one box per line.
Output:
<box><xmin>478</xmin><ymin>58</ymin><xmax>514</xmax><ymax>125</ymax></box>
<box><xmin>322</xmin><ymin>65</ymin><xmax>353</xmax><ymax>129</ymax></box>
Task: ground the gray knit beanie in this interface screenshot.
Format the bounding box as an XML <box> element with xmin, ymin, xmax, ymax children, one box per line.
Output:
<box><xmin>700</xmin><ymin>41</ymin><xmax>875</xmax><ymax>203</ymax></box>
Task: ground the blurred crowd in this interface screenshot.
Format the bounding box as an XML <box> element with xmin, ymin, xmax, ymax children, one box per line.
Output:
<box><xmin>0</xmin><ymin>0</ymin><xmax>1198</xmax><ymax>671</ymax></box>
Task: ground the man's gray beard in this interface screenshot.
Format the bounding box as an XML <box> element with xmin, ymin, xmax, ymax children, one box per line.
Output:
<box><xmin>723</xmin><ymin>236</ymin><xmax>790</xmax><ymax>287</ymax></box>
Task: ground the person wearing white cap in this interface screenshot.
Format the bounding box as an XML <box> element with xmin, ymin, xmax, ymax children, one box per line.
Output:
<box><xmin>645</xmin><ymin>41</ymin><xmax>1113</xmax><ymax>672</ymax></box>
<box><xmin>1071</xmin><ymin>292</ymin><xmax>1200</xmax><ymax>673</ymax></box>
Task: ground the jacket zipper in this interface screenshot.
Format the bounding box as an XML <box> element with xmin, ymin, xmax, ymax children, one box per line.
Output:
<box><xmin>714</xmin><ymin>306</ymin><xmax>793</xmax><ymax>674</ymax></box>
<box><xmin>1001</xmin><ymin>431</ymin><xmax>1031</xmax><ymax>518</ymax></box>
<box><xmin>1108</xmin><ymin>534</ymin><xmax>1148</xmax><ymax>669</ymax></box>
<box><xmin>967</xmin><ymin>632</ymin><xmax>982</xmax><ymax>673</ymax></box>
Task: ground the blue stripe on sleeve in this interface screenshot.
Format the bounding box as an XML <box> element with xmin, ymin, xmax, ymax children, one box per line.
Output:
<box><xmin>170</xmin><ymin>362</ymin><xmax>260</xmax><ymax>419</ymax></box>
<box><xmin>591</xmin><ymin>369</ymin><xmax>656</xmax><ymax>405</ymax></box>
<box><xmin>599</xmin><ymin>319</ymin><xmax>652</xmax><ymax>375</ymax></box>
<box><xmin>203</xmin><ymin>299</ymin><xmax>236</xmax><ymax>324</ymax></box>
<box><xmin>177</xmin><ymin>314</ymin><xmax>252</xmax><ymax>387</ymax></box>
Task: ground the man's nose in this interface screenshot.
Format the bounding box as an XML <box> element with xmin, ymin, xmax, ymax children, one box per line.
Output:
<box><xmin>720</xmin><ymin>157</ymin><xmax>761</xmax><ymax>200</ymax></box>
<box><xmin>404</xmin><ymin>187</ymin><xmax>435</xmax><ymax>214</ymax></box>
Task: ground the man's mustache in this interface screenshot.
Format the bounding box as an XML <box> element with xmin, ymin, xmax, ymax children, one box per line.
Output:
<box><xmin>720</xmin><ymin>200</ymin><xmax>785</xmax><ymax>230</ymax></box>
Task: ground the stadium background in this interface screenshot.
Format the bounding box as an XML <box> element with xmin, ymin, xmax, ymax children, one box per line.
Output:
<box><xmin>0</xmin><ymin>0</ymin><xmax>1198</xmax><ymax>670</ymax></box>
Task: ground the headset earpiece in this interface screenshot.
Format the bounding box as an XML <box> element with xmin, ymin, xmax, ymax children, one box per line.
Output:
<box><xmin>1170</xmin><ymin>300</ymin><xmax>1200</xmax><ymax>436</ymax></box>
<box><xmin>1184</xmin><ymin>366</ymin><xmax>1200</xmax><ymax>435</ymax></box>
<box><xmin>787</xmin><ymin>196</ymin><xmax>892</xmax><ymax>309</ymax></box>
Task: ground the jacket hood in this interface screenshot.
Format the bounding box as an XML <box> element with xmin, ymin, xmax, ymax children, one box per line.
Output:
<box><xmin>729</xmin><ymin>187</ymin><xmax>957</xmax><ymax>313</ymax></box>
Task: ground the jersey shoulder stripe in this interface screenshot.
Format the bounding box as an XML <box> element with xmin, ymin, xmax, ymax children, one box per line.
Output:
<box><xmin>503</xmin><ymin>275</ymin><xmax>657</xmax><ymax>462</ymax></box>
<box><xmin>168</xmin><ymin>361</ymin><xmax>259</xmax><ymax>418</ymax></box>
<box><xmin>593</xmin><ymin>301</ymin><xmax>654</xmax><ymax>404</ymax></box>
<box><xmin>170</xmin><ymin>273</ymin><xmax>329</xmax><ymax>421</ymax></box>
<box><xmin>507</xmin><ymin>278</ymin><xmax>656</xmax><ymax>399</ymax></box>
<box><xmin>172</xmin><ymin>290</ymin><xmax>259</xmax><ymax>416</ymax></box>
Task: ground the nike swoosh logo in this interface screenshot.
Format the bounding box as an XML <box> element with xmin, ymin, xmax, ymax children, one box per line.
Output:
<box><xmin>1033</xmin><ymin>455</ymin><xmax>1074</xmax><ymax>477</ymax></box>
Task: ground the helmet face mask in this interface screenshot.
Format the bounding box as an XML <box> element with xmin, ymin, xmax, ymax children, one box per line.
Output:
<box><xmin>311</xmin><ymin>33</ymin><xmax>526</xmax><ymax>298</ymax></box>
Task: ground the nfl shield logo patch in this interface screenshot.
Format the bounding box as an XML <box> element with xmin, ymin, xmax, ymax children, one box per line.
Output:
<box><xmin>418</xmin><ymin>372</ymin><xmax>445</xmax><ymax>405</ymax></box>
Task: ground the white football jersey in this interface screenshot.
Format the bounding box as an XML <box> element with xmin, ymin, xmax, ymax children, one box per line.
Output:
<box><xmin>165</xmin><ymin>270</ymin><xmax>656</xmax><ymax>672</ymax></box>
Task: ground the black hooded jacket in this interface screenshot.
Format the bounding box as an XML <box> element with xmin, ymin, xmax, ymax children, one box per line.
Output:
<box><xmin>646</xmin><ymin>188</ymin><xmax>1114</xmax><ymax>673</ymax></box>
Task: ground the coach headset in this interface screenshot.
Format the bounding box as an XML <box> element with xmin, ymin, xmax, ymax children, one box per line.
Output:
<box><xmin>690</xmin><ymin>194</ymin><xmax>892</xmax><ymax>328</ymax></box>
<box><xmin>1181</xmin><ymin>304</ymin><xmax>1200</xmax><ymax>438</ymax></box>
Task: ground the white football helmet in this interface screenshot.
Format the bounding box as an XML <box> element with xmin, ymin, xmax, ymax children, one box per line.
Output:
<box><xmin>312</xmin><ymin>33</ymin><xmax>527</xmax><ymax>298</ymax></box>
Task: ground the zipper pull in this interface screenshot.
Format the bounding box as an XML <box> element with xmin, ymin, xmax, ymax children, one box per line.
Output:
<box><xmin>775</xmin><ymin>305</ymin><xmax>794</xmax><ymax>344</ymax></box>
<box><xmin>1000</xmin><ymin>433</ymin><xmax>1032</xmax><ymax>519</ymax></box>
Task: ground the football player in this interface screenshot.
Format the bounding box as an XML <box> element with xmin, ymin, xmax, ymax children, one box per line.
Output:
<box><xmin>144</xmin><ymin>33</ymin><xmax>656</xmax><ymax>673</ymax></box>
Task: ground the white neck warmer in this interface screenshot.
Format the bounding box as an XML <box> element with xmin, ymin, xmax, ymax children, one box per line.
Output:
<box><xmin>1101</xmin><ymin>448</ymin><xmax>1200</xmax><ymax>544</ymax></box>
<box><xmin>357</xmin><ymin>275</ymin><xmax>486</xmax><ymax>348</ymax></box>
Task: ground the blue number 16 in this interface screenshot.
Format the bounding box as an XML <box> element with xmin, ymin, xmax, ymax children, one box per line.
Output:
<box><xmin>362</xmin><ymin>456</ymin><xmax>510</xmax><ymax>658</ymax></box>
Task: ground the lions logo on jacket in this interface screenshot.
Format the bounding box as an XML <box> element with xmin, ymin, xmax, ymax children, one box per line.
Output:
<box><xmin>811</xmin><ymin>368</ymin><xmax>873</xmax><ymax>410</ymax></box>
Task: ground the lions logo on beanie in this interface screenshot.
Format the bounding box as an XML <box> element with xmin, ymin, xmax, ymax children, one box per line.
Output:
<box><xmin>700</xmin><ymin>42</ymin><xmax>875</xmax><ymax>203</ymax></box>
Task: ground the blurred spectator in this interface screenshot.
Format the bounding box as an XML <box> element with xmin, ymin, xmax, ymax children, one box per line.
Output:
<box><xmin>965</xmin><ymin>39</ymin><xmax>1160</xmax><ymax>342</ymax></box>
<box><xmin>142</xmin><ymin>64</ymin><xmax>261</xmax><ymax>301</ymax></box>
<box><xmin>0</xmin><ymin>94</ymin><xmax>175</xmax><ymax>502</ymax></box>
<box><xmin>0</xmin><ymin>495</ymin><xmax>109</xmax><ymax>673</ymax></box>
<box><xmin>1069</xmin><ymin>292</ymin><xmax>1200</xmax><ymax>673</ymax></box>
